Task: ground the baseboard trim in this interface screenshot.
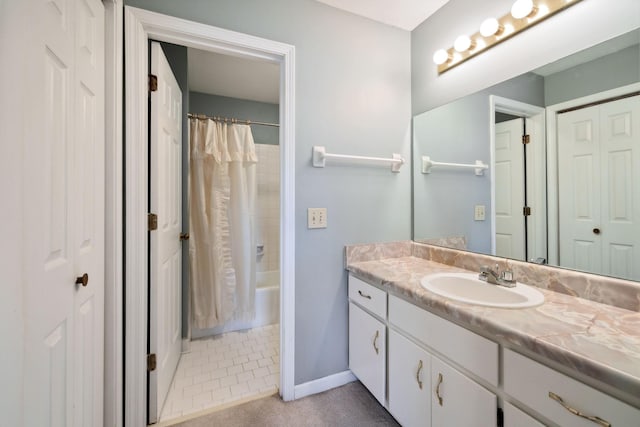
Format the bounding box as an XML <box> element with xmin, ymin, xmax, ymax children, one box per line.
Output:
<box><xmin>293</xmin><ymin>370</ymin><xmax>357</xmax><ymax>400</ymax></box>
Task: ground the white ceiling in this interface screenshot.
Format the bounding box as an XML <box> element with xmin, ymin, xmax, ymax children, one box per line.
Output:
<box><xmin>188</xmin><ymin>48</ymin><xmax>280</xmax><ymax>104</ymax></box>
<box><xmin>313</xmin><ymin>0</ymin><xmax>450</xmax><ymax>31</ymax></box>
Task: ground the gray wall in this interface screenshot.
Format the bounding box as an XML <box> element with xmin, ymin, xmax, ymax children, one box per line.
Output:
<box><xmin>544</xmin><ymin>44</ymin><xmax>640</xmax><ymax>106</ymax></box>
<box><xmin>413</xmin><ymin>73</ymin><xmax>544</xmax><ymax>253</ymax></box>
<box><xmin>159</xmin><ymin>42</ymin><xmax>192</xmax><ymax>339</ymax></box>
<box><xmin>189</xmin><ymin>92</ymin><xmax>279</xmax><ymax>146</ymax></box>
<box><xmin>412</xmin><ymin>0</ymin><xmax>640</xmax><ymax>115</ymax></box>
<box><xmin>126</xmin><ymin>0</ymin><xmax>412</xmax><ymax>385</ymax></box>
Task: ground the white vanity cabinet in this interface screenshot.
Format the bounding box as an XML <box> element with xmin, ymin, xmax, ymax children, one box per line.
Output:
<box><xmin>349</xmin><ymin>275</ymin><xmax>498</xmax><ymax>426</ymax></box>
<box><xmin>347</xmin><ymin>273</ymin><xmax>639</xmax><ymax>427</ymax></box>
<box><xmin>388</xmin><ymin>294</ymin><xmax>498</xmax><ymax>427</ymax></box>
<box><xmin>504</xmin><ymin>348</ymin><xmax>640</xmax><ymax>427</ymax></box>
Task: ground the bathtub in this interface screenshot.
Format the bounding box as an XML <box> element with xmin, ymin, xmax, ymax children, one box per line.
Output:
<box><xmin>192</xmin><ymin>270</ymin><xmax>280</xmax><ymax>339</ymax></box>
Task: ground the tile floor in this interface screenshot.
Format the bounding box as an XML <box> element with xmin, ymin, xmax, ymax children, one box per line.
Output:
<box><xmin>160</xmin><ymin>323</ymin><xmax>280</xmax><ymax>422</ymax></box>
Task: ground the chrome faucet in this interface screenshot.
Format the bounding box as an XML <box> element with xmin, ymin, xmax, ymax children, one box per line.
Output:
<box><xmin>478</xmin><ymin>264</ymin><xmax>516</xmax><ymax>288</ymax></box>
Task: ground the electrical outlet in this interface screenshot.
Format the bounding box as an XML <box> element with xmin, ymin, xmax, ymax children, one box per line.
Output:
<box><xmin>474</xmin><ymin>205</ymin><xmax>486</xmax><ymax>221</ymax></box>
<box><xmin>308</xmin><ymin>208</ymin><xmax>327</xmax><ymax>229</ymax></box>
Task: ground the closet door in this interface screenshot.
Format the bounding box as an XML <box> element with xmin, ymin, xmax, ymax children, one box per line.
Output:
<box><xmin>598</xmin><ymin>95</ymin><xmax>640</xmax><ymax>280</ymax></box>
<box><xmin>558</xmin><ymin>95</ymin><xmax>640</xmax><ymax>280</ymax></box>
<box><xmin>22</xmin><ymin>0</ymin><xmax>105</xmax><ymax>425</ymax></box>
<box><xmin>558</xmin><ymin>105</ymin><xmax>602</xmax><ymax>274</ymax></box>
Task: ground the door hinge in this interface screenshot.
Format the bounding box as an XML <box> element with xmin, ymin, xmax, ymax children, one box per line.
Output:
<box><xmin>147</xmin><ymin>353</ymin><xmax>157</xmax><ymax>372</ymax></box>
<box><xmin>522</xmin><ymin>134</ymin><xmax>530</xmax><ymax>144</ymax></box>
<box><xmin>148</xmin><ymin>74</ymin><xmax>158</xmax><ymax>92</ymax></box>
<box><xmin>523</xmin><ymin>206</ymin><xmax>532</xmax><ymax>216</ymax></box>
<box><xmin>148</xmin><ymin>213</ymin><xmax>158</xmax><ymax>231</ymax></box>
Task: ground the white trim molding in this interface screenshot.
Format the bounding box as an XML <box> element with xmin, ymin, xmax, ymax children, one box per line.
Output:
<box><xmin>124</xmin><ymin>7</ymin><xmax>296</xmax><ymax>425</ymax></box>
<box><xmin>294</xmin><ymin>371</ymin><xmax>357</xmax><ymax>400</ymax></box>
<box><xmin>545</xmin><ymin>82</ymin><xmax>640</xmax><ymax>266</ymax></box>
<box><xmin>104</xmin><ymin>1</ymin><xmax>124</xmax><ymax>426</ymax></box>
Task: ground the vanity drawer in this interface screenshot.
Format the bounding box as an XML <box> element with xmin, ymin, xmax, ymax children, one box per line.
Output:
<box><xmin>348</xmin><ymin>275</ymin><xmax>387</xmax><ymax>318</ymax></box>
<box><xmin>504</xmin><ymin>348</ymin><xmax>640</xmax><ymax>427</ymax></box>
<box><xmin>388</xmin><ymin>295</ymin><xmax>498</xmax><ymax>386</ymax></box>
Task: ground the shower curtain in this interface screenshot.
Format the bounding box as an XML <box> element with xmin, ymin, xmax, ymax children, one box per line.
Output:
<box><xmin>189</xmin><ymin>118</ymin><xmax>257</xmax><ymax>329</ymax></box>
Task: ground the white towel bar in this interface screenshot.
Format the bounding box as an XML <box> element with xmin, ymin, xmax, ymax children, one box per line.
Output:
<box><xmin>313</xmin><ymin>146</ymin><xmax>404</xmax><ymax>173</ymax></box>
<box><xmin>421</xmin><ymin>156</ymin><xmax>488</xmax><ymax>176</ymax></box>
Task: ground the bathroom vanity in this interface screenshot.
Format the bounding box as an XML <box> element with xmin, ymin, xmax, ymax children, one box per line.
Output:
<box><xmin>345</xmin><ymin>242</ymin><xmax>640</xmax><ymax>427</ymax></box>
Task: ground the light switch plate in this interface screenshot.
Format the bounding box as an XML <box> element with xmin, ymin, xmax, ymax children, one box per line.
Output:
<box><xmin>308</xmin><ymin>208</ymin><xmax>327</xmax><ymax>229</ymax></box>
<box><xmin>474</xmin><ymin>205</ymin><xmax>486</xmax><ymax>221</ymax></box>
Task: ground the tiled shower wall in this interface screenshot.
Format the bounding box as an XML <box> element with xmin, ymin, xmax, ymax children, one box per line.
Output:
<box><xmin>255</xmin><ymin>144</ymin><xmax>280</xmax><ymax>273</ymax></box>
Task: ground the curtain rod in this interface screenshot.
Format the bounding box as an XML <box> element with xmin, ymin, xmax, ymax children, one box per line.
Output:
<box><xmin>187</xmin><ymin>113</ymin><xmax>280</xmax><ymax>128</ymax></box>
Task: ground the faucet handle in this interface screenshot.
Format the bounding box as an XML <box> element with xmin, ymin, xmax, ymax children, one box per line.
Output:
<box><xmin>500</xmin><ymin>270</ymin><xmax>515</xmax><ymax>282</ymax></box>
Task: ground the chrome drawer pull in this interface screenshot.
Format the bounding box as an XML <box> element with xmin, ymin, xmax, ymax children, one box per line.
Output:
<box><xmin>435</xmin><ymin>373</ymin><xmax>443</xmax><ymax>406</ymax></box>
<box><xmin>548</xmin><ymin>392</ymin><xmax>611</xmax><ymax>427</ymax></box>
<box><xmin>358</xmin><ymin>290</ymin><xmax>372</xmax><ymax>299</ymax></box>
<box><xmin>416</xmin><ymin>360</ymin><xmax>423</xmax><ymax>390</ymax></box>
<box><xmin>373</xmin><ymin>330</ymin><xmax>380</xmax><ymax>355</ymax></box>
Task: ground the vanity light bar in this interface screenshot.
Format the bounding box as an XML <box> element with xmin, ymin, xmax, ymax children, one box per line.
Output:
<box><xmin>434</xmin><ymin>0</ymin><xmax>583</xmax><ymax>74</ymax></box>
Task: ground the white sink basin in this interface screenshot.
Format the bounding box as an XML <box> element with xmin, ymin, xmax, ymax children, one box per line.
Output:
<box><xmin>420</xmin><ymin>272</ymin><xmax>544</xmax><ymax>308</ymax></box>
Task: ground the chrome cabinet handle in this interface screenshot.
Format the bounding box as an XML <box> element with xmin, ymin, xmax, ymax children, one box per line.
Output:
<box><xmin>548</xmin><ymin>392</ymin><xmax>611</xmax><ymax>427</ymax></box>
<box><xmin>358</xmin><ymin>290</ymin><xmax>372</xmax><ymax>299</ymax></box>
<box><xmin>435</xmin><ymin>373</ymin><xmax>443</xmax><ymax>406</ymax></box>
<box><xmin>416</xmin><ymin>360</ymin><xmax>423</xmax><ymax>390</ymax></box>
<box><xmin>373</xmin><ymin>330</ymin><xmax>380</xmax><ymax>355</ymax></box>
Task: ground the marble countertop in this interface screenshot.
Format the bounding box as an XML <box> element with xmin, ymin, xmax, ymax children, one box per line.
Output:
<box><xmin>346</xmin><ymin>256</ymin><xmax>640</xmax><ymax>407</ymax></box>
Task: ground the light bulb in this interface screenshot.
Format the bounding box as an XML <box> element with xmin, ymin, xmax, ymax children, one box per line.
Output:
<box><xmin>480</xmin><ymin>17</ymin><xmax>503</xmax><ymax>37</ymax></box>
<box><xmin>511</xmin><ymin>0</ymin><xmax>537</xmax><ymax>19</ymax></box>
<box><xmin>432</xmin><ymin>49</ymin><xmax>450</xmax><ymax>65</ymax></box>
<box><xmin>454</xmin><ymin>35</ymin><xmax>473</xmax><ymax>52</ymax></box>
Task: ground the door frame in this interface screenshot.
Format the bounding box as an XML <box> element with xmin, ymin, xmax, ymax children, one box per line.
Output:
<box><xmin>124</xmin><ymin>7</ymin><xmax>296</xmax><ymax>425</ymax></box>
<box><xmin>545</xmin><ymin>82</ymin><xmax>640</xmax><ymax>266</ymax></box>
<box><xmin>489</xmin><ymin>96</ymin><xmax>545</xmax><ymax>260</ymax></box>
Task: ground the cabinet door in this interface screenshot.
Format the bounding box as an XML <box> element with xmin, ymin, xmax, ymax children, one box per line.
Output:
<box><xmin>349</xmin><ymin>302</ymin><xmax>386</xmax><ymax>405</ymax></box>
<box><xmin>503</xmin><ymin>402</ymin><xmax>544</xmax><ymax>427</ymax></box>
<box><xmin>431</xmin><ymin>356</ymin><xmax>496</xmax><ymax>427</ymax></box>
<box><xmin>388</xmin><ymin>330</ymin><xmax>431</xmax><ymax>427</ymax></box>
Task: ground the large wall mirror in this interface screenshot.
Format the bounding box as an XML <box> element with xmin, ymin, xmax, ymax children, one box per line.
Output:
<box><xmin>413</xmin><ymin>28</ymin><xmax>640</xmax><ymax>282</ymax></box>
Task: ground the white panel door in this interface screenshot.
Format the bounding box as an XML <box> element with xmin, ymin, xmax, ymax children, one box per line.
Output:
<box><xmin>495</xmin><ymin>118</ymin><xmax>526</xmax><ymax>260</ymax></box>
<box><xmin>22</xmin><ymin>0</ymin><xmax>104</xmax><ymax>425</ymax></box>
<box><xmin>558</xmin><ymin>106</ymin><xmax>602</xmax><ymax>273</ymax></box>
<box><xmin>558</xmin><ymin>95</ymin><xmax>639</xmax><ymax>280</ymax></box>
<box><xmin>149</xmin><ymin>41</ymin><xmax>183</xmax><ymax>423</ymax></box>
<box><xmin>598</xmin><ymin>95</ymin><xmax>640</xmax><ymax>280</ymax></box>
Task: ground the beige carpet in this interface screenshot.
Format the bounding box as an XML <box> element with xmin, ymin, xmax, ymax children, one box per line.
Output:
<box><xmin>172</xmin><ymin>381</ymin><xmax>400</xmax><ymax>427</ymax></box>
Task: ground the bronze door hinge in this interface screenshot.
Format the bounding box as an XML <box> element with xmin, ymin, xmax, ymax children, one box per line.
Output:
<box><xmin>149</xmin><ymin>74</ymin><xmax>158</xmax><ymax>92</ymax></box>
<box><xmin>522</xmin><ymin>134</ymin><xmax>530</xmax><ymax>144</ymax></box>
<box><xmin>523</xmin><ymin>206</ymin><xmax>532</xmax><ymax>216</ymax></box>
<box><xmin>147</xmin><ymin>353</ymin><xmax>157</xmax><ymax>372</ymax></box>
<box><xmin>148</xmin><ymin>213</ymin><xmax>158</xmax><ymax>231</ymax></box>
